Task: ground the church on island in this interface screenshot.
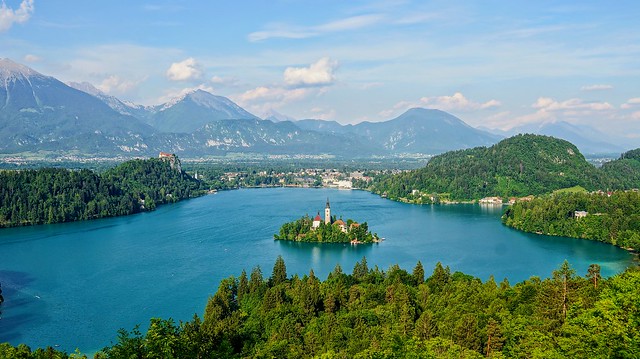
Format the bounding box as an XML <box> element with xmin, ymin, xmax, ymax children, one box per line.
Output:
<box><xmin>274</xmin><ymin>198</ymin><xmax>379</xmax><ymax>244</ymax></box>
<box><xmin>312</xmin><ymin>198</ymin><xmax>355</xmax><ymax>234</ymax></box>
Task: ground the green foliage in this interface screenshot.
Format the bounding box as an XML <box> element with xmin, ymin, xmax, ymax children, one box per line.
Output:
<box><xmin>274</xmin><ymin>216</ymin><xmax>379</xmax><ymax>243</ymax></box>
<box><xmin>0</xmin><ymin>157</ymin><xmax>204</xmax><ymax>227</ymax></box>
<box><xmin>502</xmin><ymin>190</ymin><xmax>640</xmax><ymax>251</ymax></box>
<box><xmin>3</xmin><ymin>261</ymin><xmax>639</xmax><ymax>358</ymax></box>
<box><xmin>601</xmin><ymin>148</ymin><xmax>640</xmax><ymax>189</ymax></box>
<box><xmin>370</xmin><ymin>134</ymin><xmax>611</xmax><ymax>201</ymax></box>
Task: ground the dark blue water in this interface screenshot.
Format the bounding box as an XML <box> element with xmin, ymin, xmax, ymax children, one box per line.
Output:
<box><xmin>0</xmin><ymin>188</ymin><xmax>634</xmax><ymax>352</ymax></box>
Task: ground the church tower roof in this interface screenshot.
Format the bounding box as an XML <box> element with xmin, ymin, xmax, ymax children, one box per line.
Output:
<box><xmin>326</xmin><ymin>197</ymin><xmax>330</xmax><ymax>208</ymax></box>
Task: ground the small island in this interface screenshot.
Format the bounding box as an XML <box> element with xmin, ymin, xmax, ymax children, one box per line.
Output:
<box><xmin>274</xmin><ymin>198</ymin><xmax>380</xmax><ymax>244</ymax></box>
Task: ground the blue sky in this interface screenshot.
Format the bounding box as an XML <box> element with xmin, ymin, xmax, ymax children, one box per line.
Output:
<box><xmin>1</xmin><ymin>0</ymin><xmax>639</xmax><ymax>139</ymax></box>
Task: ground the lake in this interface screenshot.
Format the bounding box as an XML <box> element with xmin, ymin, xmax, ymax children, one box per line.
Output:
<box><xmin>0</xmin><ymin>187</ymin><xmax>634</xmax><ymax>353</ymax></box>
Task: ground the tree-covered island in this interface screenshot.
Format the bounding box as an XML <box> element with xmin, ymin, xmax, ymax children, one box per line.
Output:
<box><xmin>274</xmin><ymin>199</ymin><xmax>380</xmax><ymax>244</ymax></box>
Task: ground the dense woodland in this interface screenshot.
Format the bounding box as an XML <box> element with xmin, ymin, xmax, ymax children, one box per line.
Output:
<box><xmin>503</xmin><ymin>190</ymin><xmax>640</xmax><ymax>252</ymax></box>
<box><xmin>601</xmin><ymin>148</ymin><xmax>640</xmax><ymax>189</ymax></box>
<box><xmin>0</xmin><ymin>157</ymin><xmax>204</xmax><ymax>227</ymax></box>
<box><xmin>274</xmin><ymin>216</ymin><xmax>379</xmax><ymax>243</ymax></box>
<box><xmin>369</xmin><ymin>134</ymin><xmax>637</xmax><ymax>202</ymax></box>
<box><xmin>1</xmin><ymin>257</ymin><xmax>638</xmax><ymax>358</ymax></box>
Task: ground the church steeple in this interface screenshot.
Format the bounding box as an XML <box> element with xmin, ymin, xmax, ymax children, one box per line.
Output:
<box><xmin>324</xmin><ymin>197</ymin><xmax>331</xmax><ymax>224</ymax></box>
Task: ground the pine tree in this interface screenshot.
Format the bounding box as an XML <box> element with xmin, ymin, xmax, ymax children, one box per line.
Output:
<box><xmin>352</xmin><ymin>256</ymin><xmax>369</xmax><ymax>282</ymax></box>
<box><xmin>412</xmin><ymin>261</ymin><xmax>425</xmax><ymax>285</ymax></box>
<box><xmin>237</xmin><ymin>270</ymin><xmax>248</xmax><ymax>302</ymax></box>
<box><xmin>552</xmin><ymin>260</ymin><xmax>576</xmax><ymax>320</ymax></box>
<box><xmin>271</xmin><ymin>255</ymin><xmax>287</xmax><ymax>286</ymax></box>
<box><xmin>249</xmin><ymin>266</ymin><xmax>263</xmax><ymax>294</ymax></box>
<box><xmin>586</xmin><ymin>263</ymin><xmax>601</xmax><ymax>289</ymax></box>
<box><xmin>485</xmin><ymin>318</ymin><xmax>505</xmax><ymax>357</ymax></box>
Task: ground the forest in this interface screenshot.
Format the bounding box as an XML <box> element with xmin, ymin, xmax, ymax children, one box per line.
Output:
<box><xmin>502</xmin><ymin>190</ymin><xmax>640</xmax><ymax>252</ymax></box>
<box><xmin>1</xmin><ymin>257</ymin><xmax>638</xmax><ymax>358</ymax></box>
<box><xmin>274</xmin><ymin>215</ymin><xmax>379</xmax><ymax>243</ymax></box>
<box><xmin>369</xmin><ymin>134</ymin><xmax>639</xmax><ymax>202</ymax></box>
<box><xmin>0</xmin><ymin>157</ymin><xmax>204</xmax><ymax>227</ymax></box>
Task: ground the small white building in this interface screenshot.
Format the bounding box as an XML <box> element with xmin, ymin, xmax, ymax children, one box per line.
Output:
<box><xmin>574</xmin><ymin>210</ymin><xmax>588</xmax><ymax>219</ymax></box>
<box><xmin>479</xmin><ymin>197</ymin><xmax>503</xmax><ymax>205</ymax></box>
<box><xmin>337</xmin><ymin>180</ymin><xmax>352</xmax><ymax>189</ymax></box>
<box><xmin>312</xmin><ymin>214</ymin><xmax>322</xmax><ymax>229</ymax></box>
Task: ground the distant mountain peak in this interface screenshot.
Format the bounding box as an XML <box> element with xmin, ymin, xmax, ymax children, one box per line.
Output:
<box><xmin>263</xmin><ymin>109</ymin><xmax>296</xmax><ymax>122</ymax></box>
<box><xmin>0</xmin><ymin>58</ymin><xmax>46</xmax><ymax>82</ymax></box>
<box><xmin>68</xmin><ymin>81</ymin><xmax>103</xmax><ymax>96</ymax></box>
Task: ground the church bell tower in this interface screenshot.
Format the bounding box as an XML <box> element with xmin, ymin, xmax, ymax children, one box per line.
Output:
<box><xmin>325</xmin><ymin>198</ymin><xmax>331</xmax><ymax>224</ymax></box>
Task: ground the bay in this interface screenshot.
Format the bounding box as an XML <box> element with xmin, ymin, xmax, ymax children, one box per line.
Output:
<box><xmin>0</xmin><ymin>187</ymin><xmax>634</xmax><ymax>353</ymax></box>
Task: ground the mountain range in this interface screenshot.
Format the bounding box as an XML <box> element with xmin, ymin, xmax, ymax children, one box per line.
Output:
<box><xmin>0</xmin><ymin>58</ymin><xmax>627</xmax><ymax>158</ymax></box>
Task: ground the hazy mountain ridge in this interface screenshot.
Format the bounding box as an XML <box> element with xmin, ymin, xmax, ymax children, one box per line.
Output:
<box><xmin>147</xmin><ymin>89</ymin><xmax>260</xmax><ymax>133</ymax></box>
<box><xmin>0</xmin><ymin>58</ymin><xmax>156</xmax><ymax>154</ymax></box>
<box><xmin>3</xmin><ymin>58</ymin><xmax>624</xmax><ymax>158</ymax></box>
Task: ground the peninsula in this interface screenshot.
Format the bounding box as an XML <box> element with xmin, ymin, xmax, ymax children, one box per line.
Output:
<box><xmin>274</xmin><ymin>199</ymin><xmax>379</xmax><ymax>244</ymax></box>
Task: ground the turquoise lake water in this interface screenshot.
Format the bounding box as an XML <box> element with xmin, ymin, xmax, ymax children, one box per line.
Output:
<box><xmin>0</xmin><ymin>187</ymin><xmax>635</xmax><ymax>352</ymax></box>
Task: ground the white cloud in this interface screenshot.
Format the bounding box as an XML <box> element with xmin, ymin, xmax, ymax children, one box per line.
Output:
<box><xmin>492</xmin><ymin>96</ymin><xmax>617</xmax><ymax>131</ymax></box>
<box><xmin>532</xmin><ymin>97</ymin><xmax>613</xmax><ymax>111</ymax></box>
<box><xmin>0</xmin><ymin>0</ymin><xmax>34</xmax><ymax>32</ymax></box>
<box><xmin>166</xmin><ymin>57</ymin><xmax>203</xmax><ymax>81</ymax></box>
<box><xmin>581</xmin><ymin>84</ymin><xmax>613</xmax><ymax>91</ymax></box>
<box><xmin>248</xmin><ymin>14</ymin><xmax>382</xmax><ymax>42</ymax></box>
<box><xmin>238</xmin><ymin>86</ymin><xmax>310</xmax><ymax>104</ymax></box>
<box><xmin>621</xmin><ymin>98</ymin><xmax>640</xmax><ymax>109</ymax></box>
<box><xmin>284</xmin><ymin>57</ymin><xmax>338</xmax><ymax>87</ymax></box>
<box><xmin>97</xmin><ymin>75</ymin><xmax>145</xmax><ymax>95</ymax></box>
<box><xmin>419</xmin><ymin>92</ymin><xmax>501</xmax><ymax>111</ymax></box>
<box><xmin>379</xmin><ymin>93</ymin><xmax>500</xmax><ymax>119</ymax></box>
<box><xmin>23</xmin><ymin>54</ymin><xmax>40</xmax><ymax>62</ymax></box>
<box><xmin>234</xmin><ymin>85</ymin><xmax>316</xmax><ymax>114</ymax></box>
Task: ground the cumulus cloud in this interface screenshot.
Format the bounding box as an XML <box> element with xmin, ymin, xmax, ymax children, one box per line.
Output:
<box><xmin>0</xmin><ymin>0</ymin><xmax>34</xmax><ymax>32</ymax></box>
<box><xmin>621</xmin><ymin>98</ymin><xmax>640</xmax><ymax>109</ymax></box>
<box><xmin>234</xmin><ymin>85</ymin><xmax>316</xmax><ymax>114</ymax></box>
<box><xmin>419</xmin><ymin>92</ymin><xmax>501</xmax><ymax>111</ymax></box>
<box><xmin>284</xmin><ymin>57</ymin><xmax>338</xmax><ymax>87</ymax></box>
<box><xmin>166</xmin><ymin>57</ymin><xmax>203</xmax><ymax>81</ymax></box>
<box><xmin>97</xmin><ymin>75</ymin><xmax>145</xmax><ymax>95</ymax></box>
<box><xmin>581</xmin><ymin>84</ymin><xmax>613</xmax><ymax>91</ymax></box>
<box><xmin>532</xmin><ymin>97</ymin><xmax>613</xmax><ymax>111</ymax></box>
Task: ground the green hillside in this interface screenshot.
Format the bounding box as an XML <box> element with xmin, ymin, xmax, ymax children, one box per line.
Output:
<box><xmin>0</xmin><ymin>157</ymin><xmax>203</xmax><ymax>227</ymax></box>
<box><xmin>371</xmin><ymin>134</ymin><xmax>610</xmax><ymax>201</ymax></box>
<box><xmin>601</xmin><ymin>148</ymin><xmax>640</xmax><ymax>189</ymax></box>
